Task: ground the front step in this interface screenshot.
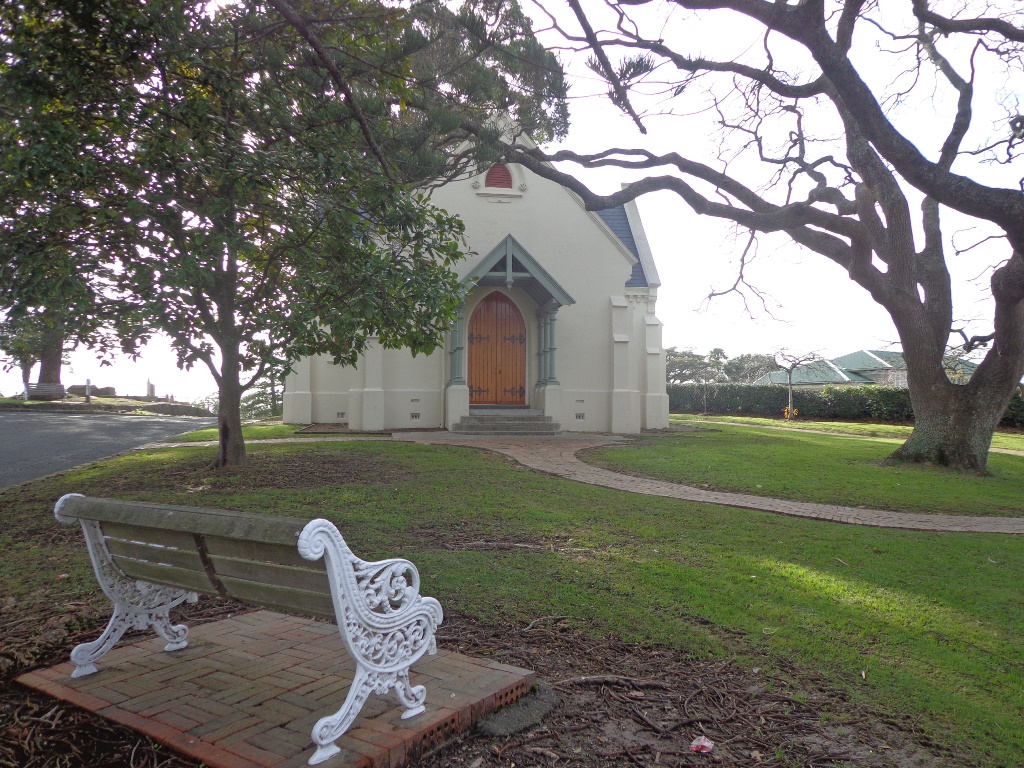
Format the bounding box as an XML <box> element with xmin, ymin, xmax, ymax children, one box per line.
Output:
<box><xmin>451</xmin><ymin>410</ymin><xmax>561</xmax><ymax>435</ymax></box>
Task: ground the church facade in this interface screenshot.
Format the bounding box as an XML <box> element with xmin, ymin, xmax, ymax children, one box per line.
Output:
<box><xmin>282</xmin><ymin>158</ymin><xmax>669</xmax><ymax>433</ymax></box>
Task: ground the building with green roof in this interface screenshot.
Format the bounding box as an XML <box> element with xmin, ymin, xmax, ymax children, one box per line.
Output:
<box><xmin>753</xmin><ymin>350</ymin><xmax>977</xmax><ymax>388</ymax></box>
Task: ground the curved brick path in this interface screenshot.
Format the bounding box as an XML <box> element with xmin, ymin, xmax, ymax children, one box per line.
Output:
<box><xmin>396</xmin><ymin>433</ymin><xmax>1024</xmax><ymax>534</ymax></box>
<box><xmin>143</xmin><ymin>432</ymin><xmax>1024</xmax><ymax>534</ymax></box>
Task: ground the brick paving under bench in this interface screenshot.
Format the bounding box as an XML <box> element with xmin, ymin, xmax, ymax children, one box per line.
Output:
<box><xmin>16</xmin><ymin>610</ymin><xmax>535</xmax><ymax>768</ymax></box>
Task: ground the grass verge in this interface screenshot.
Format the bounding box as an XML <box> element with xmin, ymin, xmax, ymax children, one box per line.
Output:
<box><xmin>3</xmin><ymin>440</ymin><xmax>1022</xmax><ymax>765</ymax></box>
<box><xmin>170</xmin><ymin>424</ymin><xmax>316</xmax><ymax>441</ymax></box>
<box><xmin>590</xmin><ymin>425</ymin><xmax>1024</xmax><ymax>516</ymax></box>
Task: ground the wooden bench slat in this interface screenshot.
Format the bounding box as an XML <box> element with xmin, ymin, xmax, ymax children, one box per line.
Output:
<box><xmin>209</xmin><ymin>555</ymin><xmax>330</xmax><ymax>595</ymax></box>
<box><xmin>110</xmin><ymin>557</ymin><xmax>214</xmax><ymax>594</ymax></box>
<box><xmin>59</xmin><ymin>496</ymin><xmax>303</xmax><ymax>546</ymax></box>
<box><xmin>105</xmin><ymin>537</ymin><xmax>205</xmax><ymax>572</ymax></box>
<box><xmin>219</xmin><ymin>576</ymin><xmax>336</xmax><ymax>618</ymax></box>
<box><xmin>202</xmin><ymin>535</ymin><xmax>322</xmax><ymax>571</ymax></box>
<box><xmin>101</xmin><ymin>521</ymin><xmax>198</xmax><ymax>551</ymax></box>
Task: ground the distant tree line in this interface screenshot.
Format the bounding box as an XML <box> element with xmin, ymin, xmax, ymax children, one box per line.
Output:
<box><xmin>665</xmin><ymin>348</ymin><xmax>782</xmax><ymax>385</ymax></box>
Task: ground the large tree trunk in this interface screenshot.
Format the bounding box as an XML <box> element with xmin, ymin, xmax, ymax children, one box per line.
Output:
<box><xmin>888</xmin><ymin>272</ymin><xmax>1024</xmax><ymax>473</ymax></box>
<box><xmin>216</xmin><ymin>346</ymin><xmax>246</xmax><ymax>468</ymax></box>
<box><xmin>36</xmin><ymin>324</ymin><xmax>64</xmax><ymax>386</ymax></box>
<box><xmin>888</xmin><ymin>384</ymin><xmax>1007</xmax><ymax>473</ymax></box>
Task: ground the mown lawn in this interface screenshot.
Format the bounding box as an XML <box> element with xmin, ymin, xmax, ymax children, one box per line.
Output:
<box><xmin>670</xmin><ymin>413</ymin><xmax>1024</xmax><ymax>452</ymax></box>
<box><xmin>3</xmin><ymin>439</ymin><xmax>1023</xmax><ymax>766</ymax></box>
<box><xmin>590</xmin><ymin>424</ymin><xmax>1024</xmax><ymax>516</ymax></box>
<box><xmin>169</xmin><ymin>424</ymin><xmax>315</xmax><ymax>441</ymax></box>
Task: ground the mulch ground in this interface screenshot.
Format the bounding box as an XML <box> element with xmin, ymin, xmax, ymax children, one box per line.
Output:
<box><xmin>1</xmin><ymin>599</ymin><xmax>955</xmax><ymax>768</ymax></box>
<box><xmin>80</xmin><ymin>448</ymin><xmax>412</xmax><ymax>493</ymax></box>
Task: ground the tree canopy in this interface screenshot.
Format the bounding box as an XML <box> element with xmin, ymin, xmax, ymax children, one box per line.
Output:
<box><xmin>1</xmin><ymin>0</ymin><xmax>569</xmax><ymax>464</ymax></box>
<box><xmin>506</xmin><ymin>0</ymin><xmax>1024</xmax><ymax>472</ymax></box>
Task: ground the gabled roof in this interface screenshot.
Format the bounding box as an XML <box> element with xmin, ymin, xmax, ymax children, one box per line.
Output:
<box><xmin>832</xmin><ymin>350</ymin><xmax>905</xmax><ymax>371</ymax></box>
<box><xmin>595</xmin><ymin>207</ymin><xmax>646</xmax><ymax>287</ymax></box>
<box><xmin>753</xmin><ymin>348</ymin><xmax>979</xmax><ymax>386</ymax></box>
<box><xmin>466</xmin><ymin>235</ymin><xmax>575</xmax><ymax>307</ymax></box>
<box><xmin>755</xmin><ymin>360</ymin><xmax>874</xmax><ymax>386</ymax></box>
<box><xmin>594</xmin><ymin>199</ymin><xmax>661</xmax><ymax>289</ymax></box>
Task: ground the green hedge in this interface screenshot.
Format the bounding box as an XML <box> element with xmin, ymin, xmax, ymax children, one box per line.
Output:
<box><xmin>669</xmin><ymin>383</ymin><xmax>1024</xmax><ymax>427</ymax></box>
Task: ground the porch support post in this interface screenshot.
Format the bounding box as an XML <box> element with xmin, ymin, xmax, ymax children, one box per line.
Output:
<box><xmin>537</xmin><ymin>310</ymin><xmax>549</xmax><ymax>386</ymax></box>
<box><xmin>449</xmin><ymin>303</ymin><xmax>466</xmax><ymax>386</ymax></box>
<box><xmin>546</xmin><ymin>305</ymin><xmax>560</xmax><ymax>385</ymax></box>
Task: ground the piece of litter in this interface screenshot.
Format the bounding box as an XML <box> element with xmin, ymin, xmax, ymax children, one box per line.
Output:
<box><xmin>690</xmin><ymin>735</ymin><xmax>714</xmax><ymax>753</ymax></box>
<box><xmin>55</xmin><ymin>573</ymin><xmax>69</xmax><ymax>579</ymax></box>
<box><xmin>861</xmin><ymin>670</ymin><xmax>867</xmax><ymax>679</ymax></box>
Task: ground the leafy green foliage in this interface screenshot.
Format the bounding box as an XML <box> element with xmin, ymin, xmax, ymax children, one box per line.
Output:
<box><xmin>240</xmin><ymin>369</ymin><xmax>284</xmax><ymax>420</ymax></box>
<box><xmin>0</xmin><ymin>0</ymin><xmax>152</xmax><ymax>356</ymax></box>
<box><xmin>665</xmin><ymin>347</ymin><xmax>727</xmax><ymax>384</ymax></box>
<box><xmin>723</xmin><ymin>353</ymin><xmax>782</xmax><ymax>383</ymax></box>
<box><xmin>1</xmin><ymin>0</ymin><xmax>570</xmax><ymax>464</ymax></box>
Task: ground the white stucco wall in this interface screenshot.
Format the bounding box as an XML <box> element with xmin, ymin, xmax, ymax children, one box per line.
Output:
<box><xmin>283</xmin><ymin>156</ymin><xmax>669</xmax><ymax>433</ymax></box>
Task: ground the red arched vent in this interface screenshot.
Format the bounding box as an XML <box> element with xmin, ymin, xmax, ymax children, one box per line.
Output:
<box><xmin>484</xmin><ymin>163</ymin><xmax>514</xmax><ymax>188</ymax></box>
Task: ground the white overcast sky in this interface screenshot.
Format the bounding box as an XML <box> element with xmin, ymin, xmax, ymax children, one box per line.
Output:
<box><xmin>1</xmin><ymin>2</ymin><xmax>1013</xmax><ymax>402</ymax></box>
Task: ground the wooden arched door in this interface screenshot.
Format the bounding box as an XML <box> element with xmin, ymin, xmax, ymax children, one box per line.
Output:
<box><xmin>468</xmin><ymin>292</ymin><xmax>526</xmax><ymax>406</ymax></box>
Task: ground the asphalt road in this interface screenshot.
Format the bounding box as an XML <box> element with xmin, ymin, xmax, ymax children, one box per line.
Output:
<box><xmin>0</xmin><ymin>411</ymin><xmax>216</xmax><ymax>489</ymax></box>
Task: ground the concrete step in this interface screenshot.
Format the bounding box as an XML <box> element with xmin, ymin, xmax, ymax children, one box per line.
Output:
<box><xmin>457</xmin><ymin>416</ymin><xmax>554</xmax><ymax>425</ymax></box>
<box><xmin>451</xmin><ymin>413</ymin><xmax>561</xmax><ymax>435</ymax></box>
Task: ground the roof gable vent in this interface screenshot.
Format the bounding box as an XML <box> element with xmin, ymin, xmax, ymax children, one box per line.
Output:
<box><xmin>485</xmin><ymin>163</ymin><xmax>514</xmax><ymax>188</ymax></box>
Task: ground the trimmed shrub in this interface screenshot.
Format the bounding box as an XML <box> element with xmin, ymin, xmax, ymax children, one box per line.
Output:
<box><xmin>669</xmin><ymin>383</ymin><xmax>1018</xmax><ymax>425</ymax></box>
<box><xmin>1002</xmin><ymin>390</ymin><xmax>1024</xmax><ymax>428</ymax></box>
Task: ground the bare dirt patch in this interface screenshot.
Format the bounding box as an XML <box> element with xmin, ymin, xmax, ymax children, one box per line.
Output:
<box><xmin>423</xmin><ymin>615</ymin><xmax>954</xmax><ymax>768</ymax></box>
<box><xmin>82</xmin><ymin>447</ymin><xmax>411</xmax><ymax>494</ymax></box>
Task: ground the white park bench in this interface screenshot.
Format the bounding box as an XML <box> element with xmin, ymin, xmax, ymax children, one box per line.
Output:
<box><xmin>54</xmin><ymin>493</ymin><xmax>443</xmax><ymax>766</ymax></box>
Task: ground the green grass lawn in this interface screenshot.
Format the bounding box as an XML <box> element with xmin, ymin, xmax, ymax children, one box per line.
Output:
<box><xmin>4</xmin><ymin>439</ymin><xmax>1023</xmax><ymax>766</ymax></box>
<box><xmin>589</xmin><ymin>424</ymin><xmax>1024</xmax><ymax>516</ymax></box>
<box><xmin>671</xmin><ymin>412</ymin><xmax>1024</xmax><ymax>452</ymax></box>
<box><xmin>170</xmin><ymin>424</ymin><xmax>315</xmax><ymax>441</ymax></box>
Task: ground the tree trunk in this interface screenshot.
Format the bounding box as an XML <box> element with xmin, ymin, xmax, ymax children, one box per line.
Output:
<box><xmin>888</xmin><ymin>387</ymin><xmax>1004</xmax><ymax>473</ymax></box>
<box><xmin>889</xmin><ymin>337</ymin><xmax>1022</xmax><ymax>473</ymax></box>
<box><xmin>36</xmin><ymin>325</ymin><xmax>64</xmax><ymax>385</ymax></box>
<box><xmin>216</xmin><ymin>347</ymin><xmax>247</xmax><ymax>468</ymax></box>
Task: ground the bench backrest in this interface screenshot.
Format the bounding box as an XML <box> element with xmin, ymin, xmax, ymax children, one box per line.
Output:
<box><xmin>27</xmin><ymin>383</ymin><xmax>66</xmax><ymax>400</ymax></box>
<box><xmin>56</xmin><ymin>495</ymin><xmax>335</xmax><ymax>617</ymax></box>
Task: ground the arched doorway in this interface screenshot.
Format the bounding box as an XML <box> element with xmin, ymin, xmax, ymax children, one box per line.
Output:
<box><xmin>468</xmin><ymin>292</ymin><xmax>526</xmax><ymax>406</ymax></box>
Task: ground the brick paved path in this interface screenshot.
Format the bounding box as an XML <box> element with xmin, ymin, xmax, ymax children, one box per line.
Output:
<box><xmin>144</xmin><ymin>432</ymin><xmax>1024</xmax><ymax>534</ymax></box>
<box><xmin>396</xmin><ymin>433</ymin><xmax>1024</xmax><ymax>535</ymax></box>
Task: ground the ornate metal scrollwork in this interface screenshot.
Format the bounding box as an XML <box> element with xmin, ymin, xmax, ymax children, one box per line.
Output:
<box><xmin>502</xmin><ymin>386</ymin><xmax>526</xmax><ymax>398</ymax></box>
<box><xmin>298</xmin><ymin>519</ymin><xmax>442</xmax><ymax>765</ymax></box>
<box><xmin>54</xmin><ymin>495</ymin><xmax>196</xmax><ymax>679</ymax></box>
<box><xmin>470</xmin><ymin>386</ymin><xmax>489</xmax><ymax>398</ymax></box>
<box><xmin>468</xmin><ymin>333</ymin><xmax>490</xmax><ymax>344</ymax></box>
<box><xmin>503</xmin><ymin>334</ymin><xmax>526</xmax><ymax>344</ymax></box>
